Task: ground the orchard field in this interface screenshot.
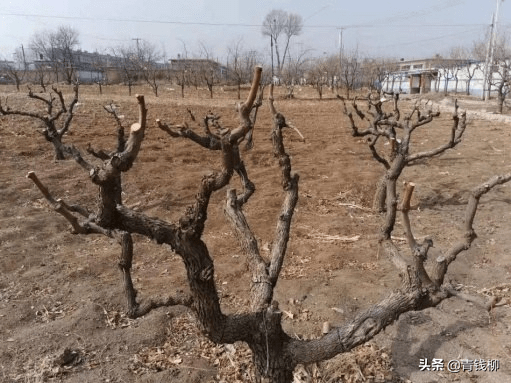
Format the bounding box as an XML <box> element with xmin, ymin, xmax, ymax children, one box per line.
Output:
<box><xmin>1</xmin><ymin>83</ymin><xmax>511</xmax><ymax>382</ymax></box>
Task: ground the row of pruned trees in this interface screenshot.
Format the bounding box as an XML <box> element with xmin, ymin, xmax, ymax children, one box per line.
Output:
<box><xmin>4</xmin><ymin>24</ymin><xmax>507</xmax><ymax>107</ymax></box>
<box><xmin>1</xmin><ymin>23</ymin><xmax>390</xmax><ymax>100</ymax></box>
<box><xmin>3</xmin><ymin>65</ymin><xmax>511</xmax><ymax>382</ymax></box>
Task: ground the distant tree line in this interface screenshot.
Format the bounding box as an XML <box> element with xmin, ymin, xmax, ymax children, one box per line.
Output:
<box><xmin>1</xmin><ymin>18</ymin><xmax>509</xmax><ymax>106</ymax></box>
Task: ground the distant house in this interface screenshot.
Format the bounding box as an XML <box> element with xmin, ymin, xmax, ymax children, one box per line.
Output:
<box><xmin>73</xmin><ymin>50</ymin><xmax>124</xmax><ymax>83</ymax></box>
<box><xmin>167</xmin><ymin>57</ymin><xmax>227</xmax><ymax>79</ymax></box>
<box><xmin>0</xmin><ymin>60</ymin><xmax>15</xmax><ymax>70</ymax></box>
<box><xmin>29</xmin><ymin>49</ymin><xmax>127</xmax><ymax>83</ymax></box>
<box><xmin>0</xmin><ymin>60</ymin><xmax>16</xmax><ymax>84</ymax></box>
<box><xmin>381</xmin><ymin>57</ymin><xmax>488</xmax><ymax>96</ymax></box>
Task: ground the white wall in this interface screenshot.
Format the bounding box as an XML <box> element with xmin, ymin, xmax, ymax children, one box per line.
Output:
<box><xmin>76</xmin><ymin>70</ymin><xmax>104</xmax><ymax>83</ymax></box>
<box><xmin>381</xmin><ymin>63</ymin><xmax>503</xmax><ymax>97</ymax></box>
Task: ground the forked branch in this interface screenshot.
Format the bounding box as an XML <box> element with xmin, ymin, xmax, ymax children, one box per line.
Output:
<box><xmin>340</xmin><ymin>94</ymin><xmax>468</xmax><ymax>212</ymax></box>
<box><xmin>1</xmin><ymin>84</ymin><xmax>80</xmax><ymax>160</ymax></box>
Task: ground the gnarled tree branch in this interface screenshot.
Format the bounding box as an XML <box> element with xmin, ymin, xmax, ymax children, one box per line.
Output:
<box><xmin>1</xmin><ymin>85</ymin><xmax>79</xmax><ymax>160</ymax></box>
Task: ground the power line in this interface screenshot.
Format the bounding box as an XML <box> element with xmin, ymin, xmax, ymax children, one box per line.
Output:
<box><xmin>0</xmin><ymin>12</ymin><xmax>499</xmax><ymax>30</ymax></box>
<box><xmin>371</xmin><ymin>26</ymin><xmax>485</xmax><ymax>50</ymax></box>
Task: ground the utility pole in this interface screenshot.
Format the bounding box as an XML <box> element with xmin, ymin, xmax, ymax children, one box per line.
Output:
<box><xmin>483</xmin><ymin>0</ymin><xmax>503</xmax><ymax>101</ymax></box>
<box><xmin>21</xmin><ymin>44</ymin><xmax>27</xmax><ymax>71</ymax></box>
<box><xmin>271</xmin><ymin>35</ymin><xmax>274</xmax><ymax>82</ymax></box>
<box><xmin>482</xmin><ymin>13</ymin><xmax>494</xmax><ymax>100</ymax></box>
<box><xmin>132</xmin><ymin>38</ymin><xmax>141</xmax><ymax>59</ymax></box>
<box><xmin>338</xmin><ymin>27</ymin><xmax>344</xmax><ymax>86</ymax></box>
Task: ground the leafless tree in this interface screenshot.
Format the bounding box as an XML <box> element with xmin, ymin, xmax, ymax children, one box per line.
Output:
<box><xmin>197</xmin><ymin>42</ymin><xmax>222</xmax><ymax>99</ymax></box>
<box><xmin>134</xmin><ymin>40</ymin><xmax>163</xmax><ymax>97</ymax></box>
<box><xmin>22</xmin><ymin>66</ymin><xmax>511</xmax><ymax>382</ymax></box>
<box><xmin>262</xmin><ymin>9</ymin><xmax>303</xmax><ymax>78</ymax></box>
<box><xmin>90</xmin><ymin>51</ymin><xmax>109</xmax><ymax>95</ymax></box>
<box><xmin>489</xmin><ymin>37</ymin><xmax>511</xmax><ymax>114</ymax></box>
<box><xmin>0</xmin><ymin>84</ymin><xmax>79</xmax><ymax>159</ymax></box>
<box><xmin>111</xmin><ymin>46</ymin><xmax>138</xmax><ymax>96</ymax></box>
<box><xmin>173</xmin><ymin>63</ymin><xmax>190</xmax><ymax>99</ymax></box>
<box><xmin>170</xmin><ymin>41</ymin><xmax>191</xmax><ymax>98</ymax></box>
<box><xmin>445</xmin><ymin>45</ymin><xmax>478</xmax><ymax>95</ymax></box>
<box><xmin>30</xmin><ymin>26</ymin><xmax>80</xmax><ymax>85</ymax></box>
<box><xmin>4</xmin><ymin>48</ymin><xmax>28</xmax><ymax>91</ymax></box>
<box><xmin>308</xmin><ymin>57</ymin><xmax>330</xmax><ymax>100</ymax></box>
<box><xmin>32</xmin><ymin>62</ymin><xmax>51</xmax><ymax>92</ymax></box>
<box><xmin>447</xmin><ymin>46</ymin><xmax>477</xmax><ymax>94</ymax></box>
<box><xmin>280</xmin><ymin>49</ymin><xmax>310</xmax><ymax>98</ymax></box>
<box><xmin>362</xmin><ymin>58</ymin><xmax>399</xmax><ymax>92</ymax></box>
<box><xmin>340</xmin><ymin>92</ymin><xmax>467</xmax><ymax>212</ymax></box>
<box><xmin>436</xmin><ymin>60</ymin><xmax>457</xmax><ymax>95</ymax></box>
<box><xmin>340</xmin><ymin>49</ymin><xmax>362</xmax><ymax>99</ymax></box>
<box><xmin>226</xmin><ymin>39</ymin><xmax>260</xmax><ymax>99</ymax></box>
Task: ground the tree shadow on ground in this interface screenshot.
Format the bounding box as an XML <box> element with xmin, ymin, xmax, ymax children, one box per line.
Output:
<box><xmin>391</xmin><ymin>308</ymin><xmax>488</xmax><ymax>380</ymax></box>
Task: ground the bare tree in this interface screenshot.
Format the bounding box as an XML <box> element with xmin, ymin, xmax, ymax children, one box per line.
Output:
<box><xmin>22</xmin><ymin>65</ymin><xmax>511</xmax><ymax>382</ymax></box>
<box><xmin>90</xmin><ymin>51</ymin><xmax>109</xmax><ymax>95</ymax></box>
<box><xmin>173</xmin><ymin>62</ymin><xmax>190</xmax><ymax>99</ymax></box>
<box><xmin>4</xmin><ymin>47</ymin><xmax>28</xmax><ymax>91</ymax></box>
<box><xmin>0</xmin><ymin>84</ymin><xmax>79</xmax><ymax>159</ymax></box>
<box><xmin>340</xmin><ymin>49</ymin><xmax>361</xmax><ymax>99</ymax></box>
<box><xmin>489</xmin><ymin>37</ymin><xmax>511</xmax><ymax>113</ymax></box>
<box><xmin>226</xmin><ymin>39</ymin><xmax>259</xmax><ymax>99</ymax></box>
<box><xmin>362</xmin><ymin>58</ymin><xmax>399</xmax><ymax>92</ymax></box>
<box><xmin>262</xmin><ymin>9</ymin><xmax>303</xmax><ymax>78</ymax></box>
<box><xmin>112</xmin><ymin>46</ymin><xmax>138</xmax><ymax>96</ymax></box>
<box><xmin>169</xmin><ymin>41</ymin><xmax>191</xmax><ymax>98</ymax></box>
<box><xmin>134</xmin><ymin>40</ymin><xmax>162</xmax><ymax>97</ymax></box>
<box><xmin>445</xmin><ymin>45</ymin><xmax>478</xmax><ymax>95</ymax></box>
<box><xmin>30</xmin><ymin>26</ymin><xmax>80</xmax><ymax>85</ymax></box>
<box><xmin>281</xmin><ymin>49</ymin><xmax>310</xmax><ymax>98</ymax></box>
<box><xmin>30</xmin><ymin>30</ymin><xmax>60</xmax><ymax>83</ymax></box>
<box><xmin>308</xmin><ymin>57</ymin><xmax>329</xmax><ymax>100</ymax></box>
<box><xmin>198</xmin><ymin>42</ymin><xmax>222</xmax><ymax>99</ymax></box>
<box><xmin>435</xmin><ymin>59</ymin><xmax>457</xmax><ymax>95</ymax></box>
<box><xmin>340</xmin><ymin>92</ymin><xmax>467</xmax><ymax>212</ymax></box>
<box><xmin>32</xmin><ymin>61</ymin><xmax>51</xmax><ymax>91</ymax></box>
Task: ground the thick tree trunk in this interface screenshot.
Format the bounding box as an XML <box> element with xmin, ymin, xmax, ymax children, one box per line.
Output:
<box><xmin>52</xmin><ymin>142</ymin><xmax>67</xmax><ymax>160</ymax></box>
<box><xmin>252</xmin><ymin>342</ymin><xmax>294</xmax><ymax>383</ymax></box>
<box><xmin>373</xmin><ymin>174</ymin><xmax>387</xmax><ymax>212</ymax></box>
<box><xmin>27</xmin><ymin>71</ymin><xmax>511</xmax><ymax>383</ymax></box>
<box><xmin>497</xmin><ymin>84</ymin><xmax>504</xmax><ymax>114</ymax></box>
<box><xmin>45</xmin><ymin>133</ymin><xmax>69</xmax><ymax>161</ymax></box>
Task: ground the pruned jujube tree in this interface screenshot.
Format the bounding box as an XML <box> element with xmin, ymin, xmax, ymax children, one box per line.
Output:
<box><xmin>156</xmin><ymin>83</ymin><xmax>264</xmax><ymax>151</ymax></box>
<box><xmin>340</xmin><ymin>92</ymin><xmax>467</xmax><ymax>212</ymax></box>
<box><xmin>26</xmin><ymin>65</ymin><xmax>510</xmax><ymax>383</ymax></box>
<box><xmin>0</xmin><ymin>84</ymin><xmax>79</xmax><ymax>160</ymax></box>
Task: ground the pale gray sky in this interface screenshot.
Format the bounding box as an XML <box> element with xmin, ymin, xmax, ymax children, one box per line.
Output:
<box><xmin>1</xmin><ymin>0</ymin><xmax>510</xmax><ymax>62</ymax></box>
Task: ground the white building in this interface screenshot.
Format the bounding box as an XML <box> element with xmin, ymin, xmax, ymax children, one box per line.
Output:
<box><xmin>380</xmin><ymin>58</ymin><xmax>505</xmax><ymax>97</ymax></box>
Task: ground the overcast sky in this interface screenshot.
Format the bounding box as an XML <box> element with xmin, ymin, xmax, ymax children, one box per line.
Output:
<box><xmin>1</xmin><ymin>0</ymin><xmax>510</xmax><ymax>62</ymax></box>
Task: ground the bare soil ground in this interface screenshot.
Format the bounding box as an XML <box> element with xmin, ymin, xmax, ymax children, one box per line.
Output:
<box><xmin>1</xmin><ymin>83</ymin><xmax>511</xmax><ymax>383</ymax></box>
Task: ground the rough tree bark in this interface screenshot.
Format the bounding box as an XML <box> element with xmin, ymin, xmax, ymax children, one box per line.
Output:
<box><xmin>339</xmin><ymin>92</ymin><xmax>467</xmax><ymax>212</ymax></box>
<box><xmin>26</xmin><ymin>67</ymin><xmax>511</xmax><ymax>382</ymax></box>
<box><xmin>0</xmin><ymin>84</ymin><xmax>79</xmax><ymax>160</ymax></box>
